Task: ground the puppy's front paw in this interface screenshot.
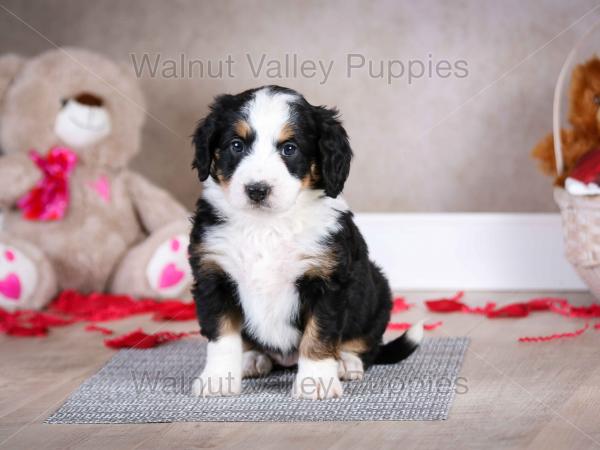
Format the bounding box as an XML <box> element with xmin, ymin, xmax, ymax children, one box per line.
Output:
<box><xmin>191</xmin><ymin>370</ymin><xmax>241</xmax><ymax>397</ymax></box>
<box><xmin>193</xmin><ymin>335</ymin><xmax>243</xmax><ymax>397</ymax></box>
<box><xmin>292</xmin><ymin>375</ymin><xmax>343</xmax><ymax>400</ymax></box>
<box><xmin>292</xmin><ymin>358</ymin><xmax>343</xmax><ymax>400</ymax></box>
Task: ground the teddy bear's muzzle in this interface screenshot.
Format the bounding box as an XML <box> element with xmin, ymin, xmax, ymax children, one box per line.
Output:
<box><xmin>54</xmin><ymin>91</ymin><xmax>112</xmax><ymax>148</ymax></box>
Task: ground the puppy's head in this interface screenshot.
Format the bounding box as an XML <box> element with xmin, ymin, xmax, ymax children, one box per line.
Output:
<box><xmin>192</xmin><ymin>86</ymin><xmax>352</xmax><ymax>212</ymax></box>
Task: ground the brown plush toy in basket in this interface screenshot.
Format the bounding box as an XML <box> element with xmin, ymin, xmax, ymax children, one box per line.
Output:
<box><xmin>532</xmin><ymin>30</ymin><xmax>600</xmax><ymax>299</ymax></box>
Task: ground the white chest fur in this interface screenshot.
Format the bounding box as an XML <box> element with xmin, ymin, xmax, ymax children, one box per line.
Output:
<box><xmin>202</xmin><ymin>180</ymin><xmax>348</xmax><ymax>353</ymax></box>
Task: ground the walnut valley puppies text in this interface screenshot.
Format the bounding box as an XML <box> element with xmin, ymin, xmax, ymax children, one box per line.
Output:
<box><xmin>130</xmin><ymin>53</ymin><xmax>469</xmax><ymax>85</ymax></box>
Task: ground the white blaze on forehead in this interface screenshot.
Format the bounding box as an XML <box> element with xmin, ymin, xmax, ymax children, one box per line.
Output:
<box><xmin>243</xmin><ymin>88</ymin><xmax>296</xmax><ymax>156</ymax></box>
<box><xmin>225</xmin><ymin>88</ymin><xmax>301</xmax><ymax>212</ymax></box>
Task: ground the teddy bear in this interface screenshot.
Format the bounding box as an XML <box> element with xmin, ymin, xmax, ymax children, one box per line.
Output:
<box><xmin>532</xmin><ymin>57</ymin><xmax>600</xmax><ymax>192</ymax></box>
<box><xmin>0</xmin><ymin>48</ymin><xmax>192</xmax><ymax>311</ymax></box>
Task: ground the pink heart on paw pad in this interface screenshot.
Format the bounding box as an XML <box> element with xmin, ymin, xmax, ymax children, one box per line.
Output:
<box><xmin>0</xmin><ymin>273</ymin><xmax>21</xmax><ymax>300</ymax></box>
<box><xmin>159</xmin><ymin>263</ymin><xmax>184</xmax><ymax>289</ymax></box>
<box><xmin>5</xmin><ymin>250</ymin><xmax>15</xmax><ymax>262</ymax></box>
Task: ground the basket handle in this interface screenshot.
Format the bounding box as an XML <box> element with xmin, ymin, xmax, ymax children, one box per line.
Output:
<box><xmin>553</xmin><ymin>20</ymin><xmax>600</xmax><ymax>176</ymax></box>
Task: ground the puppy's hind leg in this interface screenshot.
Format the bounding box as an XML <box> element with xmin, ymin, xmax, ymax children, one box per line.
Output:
<box><xmin>338</xmin><ymin>338</ymin><xmax>367</xmax><ymax>381</ymax></box>
<box><xmin>338</xmin><ymin>351</ymin><xmax>364</xmax><ymax>381</ymax></box>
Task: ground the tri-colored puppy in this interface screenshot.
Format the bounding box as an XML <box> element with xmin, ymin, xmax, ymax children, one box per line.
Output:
<box><xmin>189</xmin><ymin>86</ymin><xmax>422</xmax><ymax>400</ymax></box>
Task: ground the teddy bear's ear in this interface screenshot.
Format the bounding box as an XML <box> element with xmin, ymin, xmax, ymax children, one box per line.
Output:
<box><xmin>0</xmin><ymin>54</ymin><xmax>24</xmax><ymax>102</ymax></box>
<box><xmin>568</xmin><ymin>58</ymin><xmax>600</xmax><ymax>127</ymax></box>
<box><xmin>569</xmin><ymin>62</ymin><xmax>588</xmax><ymax>110</ymax></box>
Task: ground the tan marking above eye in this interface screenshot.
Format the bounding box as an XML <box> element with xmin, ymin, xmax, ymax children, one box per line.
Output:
<box><xmin>234</xmin><ymin>120</ymin><xmax>251</xmax><ymax>139</ymax></box>
<box><xmin>277</xmin><ymin>122</ymin><xmax>295</xmax><ymax>144</ymax></box>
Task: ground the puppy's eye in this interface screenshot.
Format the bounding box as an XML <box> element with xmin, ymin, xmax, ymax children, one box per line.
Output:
<box><xmin>281</xmin><ymin>142</ymin><xmax>297</xmax><ymax>157</ymax></box>
<box><xmin>230</xmin><ymin>139</ymin><xmax>245</xmax><ymax>153</ymax></box>
<box><xmin>594</xmin><ymin>94</ymin><xmax>600</xmax><ymax>106</ymax></box>
<box><xmin>60</xmin><ymin>98</ymin><xmax>68</xmax><ymax>108</ymax></box>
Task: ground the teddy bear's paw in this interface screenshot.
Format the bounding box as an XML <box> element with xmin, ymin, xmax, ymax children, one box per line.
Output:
<box><xmin>146</xmin><ymin>234</ymin><xmax>192</xmax><ymax>298</ymax></box>
<box><xmin>0</xmin><ymin>244</ymin><xmax>38</xmax><ymax>310</ymax></box>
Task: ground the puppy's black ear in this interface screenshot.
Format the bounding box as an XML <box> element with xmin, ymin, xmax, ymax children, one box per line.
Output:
<box><xmin>315</xmin><ymin>107</ymin><xmax>353</xmax><ymax>198</ymax></box>
<box><xmin>193</xmin><ymin>95</ymin><xmax>232</xmax><ymax>181</ymax></box>
<box><xmin>191</xmin><ymin>112</ymin><xmax>218</xmax><ymax>182</ymax></box>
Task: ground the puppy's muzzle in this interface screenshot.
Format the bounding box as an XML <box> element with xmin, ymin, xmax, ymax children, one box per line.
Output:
<box><xmin>245</xmin><ymin>182</ymin><xmax>272</xmax><ymax>204</ymax></box>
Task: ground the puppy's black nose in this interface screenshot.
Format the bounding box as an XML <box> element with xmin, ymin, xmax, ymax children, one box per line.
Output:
<box><xmin>245</xmin><ymin>182</ymin><xmax>271</xmax><ymax>203</ymax></box>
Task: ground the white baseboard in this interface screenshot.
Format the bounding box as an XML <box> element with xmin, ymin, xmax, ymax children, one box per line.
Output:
<box><xmin>354</xmin><ymin>213</ymin><xmax>586</xmax><ymax>291</ymax></box>
<box><xmin>0</xmin><ymin>211</ymin><xmax>585</xmax><ymax>291</ymax></box>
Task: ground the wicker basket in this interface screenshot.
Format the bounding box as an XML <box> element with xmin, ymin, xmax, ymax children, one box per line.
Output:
<box><xmin>555</xmin><ymin>188</ymin><xmax>600</xmax><ymax>297</ymax></box>
<box><xmin>552</xmin><ymin>22</ymin><xmax>600</xmax><ymax>299</ymax></box>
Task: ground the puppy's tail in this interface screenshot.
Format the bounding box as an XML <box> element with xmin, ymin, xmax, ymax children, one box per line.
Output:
<box><xmin>375</xmin><ymin>320</ymin><xmax>424</xmax><ymax>365</ymax></box>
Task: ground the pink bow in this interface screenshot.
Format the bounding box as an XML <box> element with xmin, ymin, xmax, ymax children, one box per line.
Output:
<box><xmin>17</xmin><ymin>147</ymin><xmax>78</xmax><ymax>221</ymax></box>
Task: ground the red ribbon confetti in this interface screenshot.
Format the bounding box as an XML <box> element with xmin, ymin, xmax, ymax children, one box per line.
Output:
<box><xmin>0</xmin><ymin>291</ymin><xmax>196</xmax><ymax>345</ymax></box>
<box><xmin>424</xmin><ymin>292</ymin><xmax>600</xmax><ymax>342</ymax></box>
<box><xmin>391</xmin><ymin>296</ymin><xmax>412</xmax><ymax>313</ymax></box>
<box><xmin>518</xmin><ymin>323</ymin><xmax>590</xmax><ymax>343</ymax></box>
<box><xmin>2</xmin><ymin>290</ymin><xmax>599</xmax><ymax>347</ymax></box>
<box><xmin>386</xmin><ymin>320</ymin><xmax>443</xmax><ymax>331</ymax></box>
<box><xmin>84</xmin><ymin>324</ymin><xmax>114</xmax><ymax>335</ymax></box>
<box><xmin>104</xmin><ymin>329</ymin><xmax>199</xmax><ymax>349</ymax></box>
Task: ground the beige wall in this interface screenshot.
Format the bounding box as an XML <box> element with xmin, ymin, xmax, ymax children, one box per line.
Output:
<box><xmin>1</xmin><ymin>0</ymin><xmax>598</xmax><ymax>212</ymax></box>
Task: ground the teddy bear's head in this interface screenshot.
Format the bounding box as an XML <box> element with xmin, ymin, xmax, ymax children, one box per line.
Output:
<box><xmin>0</xmin><ymin>48</ymin><xmax>146</xmax><ymax>168</ymax></box>
<box><xmin>568</xmin><ymin>57</ymin><xmax>600</xmax><ymax>135</ymax></box>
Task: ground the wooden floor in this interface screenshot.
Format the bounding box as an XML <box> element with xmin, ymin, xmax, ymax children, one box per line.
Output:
<box><xmin>1</xmin><ymin>291</ymin><xmax>599</xmax><ymax>450</ymax></box>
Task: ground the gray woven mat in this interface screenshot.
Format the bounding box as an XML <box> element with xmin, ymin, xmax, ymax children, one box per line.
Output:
<box><xmin>46</xmin><ymin>337</ymin><xmax>469</xmax><ymax>423</ymax></box>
